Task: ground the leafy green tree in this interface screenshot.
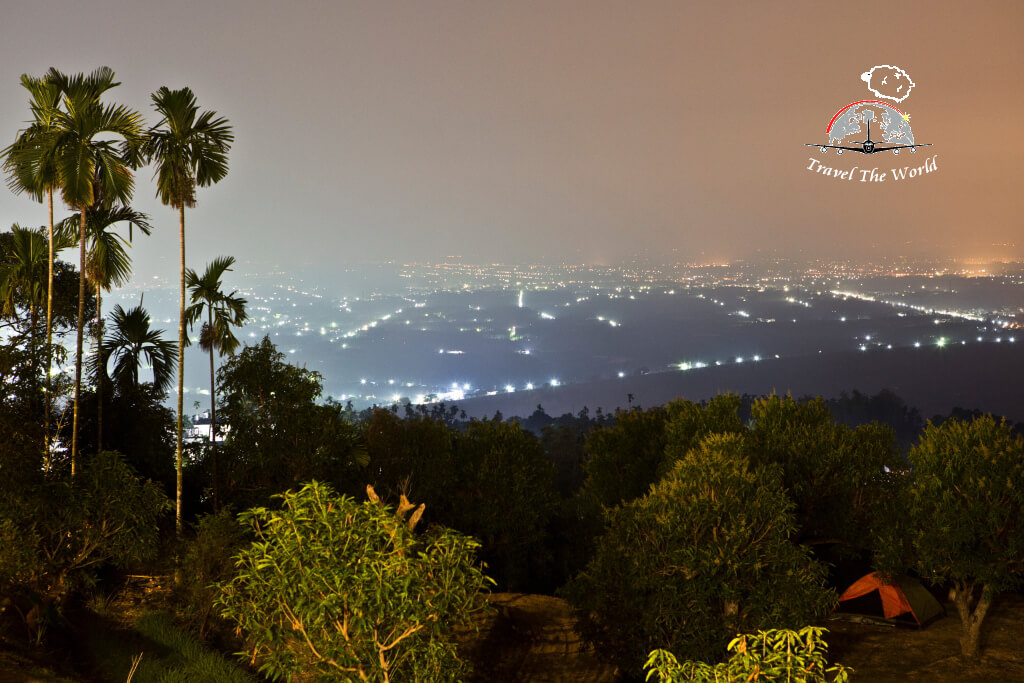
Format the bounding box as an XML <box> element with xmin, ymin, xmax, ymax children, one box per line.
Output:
<box><xmin>540</xmin><ymin>422</ymin><xmax>588</xmax><ymax>496</ymax></box>
<box><xmin>0</xmin><ymin>226</ymin><xmax>78</xmax><ymax>461</ymax></box>
<box><xmin>0</xmin><ymin>225</ymin><xmax>48</xmax><ymax>364</ymax></box>
<box><xmin>0</xmin><ymin>245</ymin><xmax>91</xmax><ymax>469</ymax></box>
<box><xmin>581</xmin><ymin>404</ymin><xmax>673</xmax><ymax>509</ymax></box>
<box><xmin>645</xmin><ymin>627</ymin><xmax>851</xmax><ymax>683</ymax></box>
<box><xmin>363</xmin><ymin>408</ymin><xmax>457</xmax><ymax>512</ymax></box>
<box><xmin>564</xmin><ymin>433</ymin><xmax>834</xmax><ymax>674</ymax></box>
<box><xmin>216</xmin><ymin>337</ymin><xmax>366</xmax><ymax>509</ymax></box>
<box><xmin>28</xmin><ymin>68</ymin><xmax>145</xmax><ymax>474</ymax></box>
<box><xmin>746</xmin><ymin>394</ymin><xmax>903</xmax><ymax>550</ymax></box>
<box><xmin>144</xmin><ymin>86</ymin><xmax>233</xmax><ymax>535</ymax></box>
<box><xmin>100</xmin><ymin>303</ymin><xmax>177</xmax><ymax>394</ymax></box>
<box><xmin>185</xmin><ymin>255</ymin><xmax>247</xmax><ymax>508</ymax></box>
<box><xmin>877</xmin><ymin>416</ymin><xmax>1024</xmax><ymax>659</ymax></box>
<box><xmin>68</xmin><ymin>382</ymin><xmax>177</xmax><ymax>495</ymax></box>
<box><xmin>215</xmin><ymin>481</ymin><xmax>491</xmax><ymax>682</ymax></box>
<box><xmin>582</xmin><ymin>395</ymin><xmax>744</xmax><ymax>510</ymax></box>
<box><xmin>449</xmin><ymin>419</ymin><xmax>558</xmax><ymax>591</ymax></box>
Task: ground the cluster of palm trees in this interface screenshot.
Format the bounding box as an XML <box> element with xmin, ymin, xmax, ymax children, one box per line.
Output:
<box><xmin>0</xmin><ymin>66</ymin><xmax>243</xmax><ymax>534</ymax></box>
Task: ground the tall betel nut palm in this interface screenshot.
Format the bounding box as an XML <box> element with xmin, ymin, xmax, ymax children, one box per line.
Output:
<box><xmin>186</xmin><ymin>255</ymin><xmax>247</xmax><ymax>509</ymax></box>
<box><xmin>145</xmin><ymin>87</ymin><xmax>232</xmax><ymax>534</ymax></box>
<box><xmin>28</xmin><ymin>68</ymin><xmax>144</xmax><ymax>475</ymax></box>
<box><xmin>1</xmin><ymin>67</ymin><xmax>118</xmax><ymax>459</ymax></box>
<box><xmin>57</xmin><ymin>205</ymin><xmax>152</xmax><ymax>449</ymax></box>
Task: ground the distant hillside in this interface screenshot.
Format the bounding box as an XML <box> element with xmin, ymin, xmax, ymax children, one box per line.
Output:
<box><xmin>453</xmin><ymin>343</ymin><xmax>1024</xmax><ymax>423</ymax></box>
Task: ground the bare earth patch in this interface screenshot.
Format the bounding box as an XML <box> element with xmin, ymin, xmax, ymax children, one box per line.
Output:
<box><xmin>459</xmin><ymin>593</ymin><xmax>617</xmax><ymax>682</ymax></box>
<box><xmin>826</xmin><ymin>593</ymin><xmax>1024</xmax><ymax>682</ymax></box>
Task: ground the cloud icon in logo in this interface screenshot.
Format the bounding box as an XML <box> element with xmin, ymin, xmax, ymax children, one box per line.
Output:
<box><xmin>861</xmin><ymin>65</ymin><xmax>915</xmax><ymax>103</ymax></box>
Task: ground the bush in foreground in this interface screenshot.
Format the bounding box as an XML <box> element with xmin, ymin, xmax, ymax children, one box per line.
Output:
<box><xmin>215</xmin><ymin>481</ymin><xmax>491</xmax><ymax>682</ymax></box>
<box><xmin>644</xmin><ymin>627</ymin><xmax>851</xmax><ymax>682</ymax></box>
<box><xmin>0</xmin><ymin>450</ymin><xmax>168</xmax><ymax>643</ymax></box>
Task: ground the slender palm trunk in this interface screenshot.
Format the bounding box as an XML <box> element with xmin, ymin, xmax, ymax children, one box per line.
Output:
<box><xmin>29</xmin><ymin>304</ymin><xmax>38</xmax><ymax>387</ymax></box>
<box><xmin>176</xmin><ymin>204</ymin><xmax>185</xmax><ymax>537</ymax></box>
<box><xmin>71</xmin><ymin>208</ymin><xmax>86</xmax><ymax>476</ymax></box>
<box><xmin>44</xmin><ymin>189</ymin><xmax>54</xmax><ymax>466</ymax></box>
<box><xmin>209</xmin><ymin>308</ymin><xmax>218</xmax><ymax>510</ymax></box>
<box><xmin>96</xmin><ymin>284</ymin><xmax>103</xmax><ymax>451</ymax></box>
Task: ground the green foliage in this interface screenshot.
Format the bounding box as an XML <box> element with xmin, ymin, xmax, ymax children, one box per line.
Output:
<box><xmin>901</xmin><ymin>415</ymin><xmax>1024</xmax><ymax>590</ymax></box>
<box><xmin>564</xmin><ymin>433</ymin><xmax>834</xmax><ymax>673</ymax></box>
<box><xmin>583</xmin><ymin>396</ymin><xmax>744</xmax><ymax>510</ymax></box>
<box><xmin>216</xmin><ymin>337</ymin><xmax>367</xmax><ymax>507</ymax></box>
<box><xmin>747</xmin><ymin>394</ymin><xmax>903</xmax><ymax>548</ymax></box>
<box><xmin>178</xmin><ymin>509</ymin><xmax>248</xmax><ymax>637</ymax></box>
<box><xmin>145</xmin><ymin>86</ymin><xmax>233</xmax><ymax>210</ymax></box>
<box><xmin>85</xmin><ymin>610</ymin><xmax>256</xmax><ymax>683</ymax></box>
<box><xmin>61</xmin><ymin>384</ymin><xmax>176</xmax><ymax>495</ymax></box>
<box><xmin>0</xmin><ymin>451</ymin><xmax>168</xmax><ymax>641</ymax></box>
<box><xmin>877</xmin><ymin>416</ymin><xmax>1024</xmax><ymax>657</ymax></box>
<box><xmin>215</xmin><ymin>481</ymin><xmax>491</xmax><ymax>682</ymax></box>
<box><xmin>363</xmin><ymin>410</ymin><xmax>559</xmax><ymax>592</ymax></box>
<box><xmin>645</xmin><ymin>627</ymin><xmax>851</xmax><ymax>683</ymax></box>
<box><xmin>582</xmin><ymin>404</ymin><xmax>672</xmax><ymax>508</ymax></box>
<box><xmin>100</xmin><ymin>303</ymin><xmax>178</xmax><ymax>393</ymax></box>
<box><xmin>363</xmin><ymin>408</ymin><xmax>457</xmax><ymax>515</ymax></box>
<box><xmin>185</xmin><ymin>255</ymin><xmax>248</xmax><ymax>357</ymax></box>
<box><xmin>449</xmin><ymin>419</ymin><xmax>559</xmax><ymax>592</ymax></box>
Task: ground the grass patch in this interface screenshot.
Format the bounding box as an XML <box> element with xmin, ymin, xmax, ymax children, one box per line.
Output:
<box><xmin>86</xmin><ymin>610</ymin><xmax>256</xmax><ymax>682</ymax></box>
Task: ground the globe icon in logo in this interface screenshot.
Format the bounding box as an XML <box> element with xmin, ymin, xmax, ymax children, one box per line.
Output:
<box><xmin>814</xmin><ymin>100</ymin><xmax>923</xmax><ymax>156</ymax></box>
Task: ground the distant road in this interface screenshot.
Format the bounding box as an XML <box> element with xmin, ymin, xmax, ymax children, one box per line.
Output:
<box><xmin>454</xmin><ymin>344</ymin><xmax>1024</xmax><ymax>422</ymax></box>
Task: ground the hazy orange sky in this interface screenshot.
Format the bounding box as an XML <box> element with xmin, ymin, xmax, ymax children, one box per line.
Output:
<box><xmin>1</xmin><ymin>1</ymin><xmax>1021</xmax><ymax>277</ymax></box>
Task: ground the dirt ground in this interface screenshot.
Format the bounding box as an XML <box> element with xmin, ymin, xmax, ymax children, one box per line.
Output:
<box><xmin>3</xmin><ymin>588</ymin><xmax>1023</xmax><ymax>681</ymax></box>
<box><xmin>464</xmin><ymin>592</ymin><xmax>1024</xmax><ymax>682</ymax></box>
<box><xmin>459</xmin><ymin>593</ymin><xmax>618</xmax><ymax>682</ymax></box>
<box><xmin>826</xmin><ymin>593</ymin><xmax>1024</xmax><ymax>682</ymax></box>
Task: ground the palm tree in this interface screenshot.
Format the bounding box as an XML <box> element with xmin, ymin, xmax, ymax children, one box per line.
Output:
<box><xmin>101</xmin><ymin>303</ymin><xmax>177</xmax><ymax>395</ymax></box>
<box><xmin>144</xmin><ymin>87</ymin><xmax>232</xmax><ymax>534</ymax></box>
<box><xmin>57</xmin><ymin>205</ymin><xmax>152</xmax><ymax>449</ymax></box>
<box><xmin>185</xmin><ymin>255</ymin><xmax>247</xmax><ymax>508</ymax></box>
<box><xmin>36</xmin><ymin>70</ymin><xmax>144</xmax><ymax>475</ymax></box>
<box><xmin>3</xmin><ymin>67</ymin><xmax>120</xmax><ymax>460</ymax></box>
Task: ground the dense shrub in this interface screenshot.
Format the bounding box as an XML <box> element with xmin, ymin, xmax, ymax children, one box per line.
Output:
<box><xmin>746</xmin><ymin>394</ymin><xmax>903</xmax><ymax>549</ymax></box>
<box><xmin>363</xmin><ymin>408</ymin><xmax>457</xmax><ymax>517</ymax></box>
<box><xmin>215</xmin><ymin>337</ymin><xmax>368</xmax><ymax>508</ymax></box>
<box><xmin>215</xmin><ymin>481</ymin><xmax>491</xmax><ymax>682</ymax></box>
<box><xmin>0</xmin><ymin>451</ymin><xmax>168</xmax><ymax>641</ymax></box>
<box><xmin>362</xmin><ymin>412</ymin><xmax>558</xmax><ymax>592</ymax></box>
<box><xmin>177</xmin><ymin>509</ymin><xmax>248</xmax><ymax>638</ymax></box>
<box><xmin>582</xmin><ymin>396</ymin><xmax>744</xmax><ymax>510</ymax></box>
<box><xmin>645</xmin><ymin>627</ymin><xmax>851</xmax><ymax>682</ymax></box>
<box><xmin>448</xmin><ymin>419</ymin><xmax>558</xmax><ymax>592</ymax></box>
<box><xmin>563</xmin><ymin>434</ymin><xmax>834</xmax><ymax>674</ymax></box>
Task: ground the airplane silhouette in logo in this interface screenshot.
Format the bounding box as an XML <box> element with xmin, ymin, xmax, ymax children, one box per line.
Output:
<box><xmin>807</xmin><ymin>110</ymin><xmax>931</xmax><ymax>155</ymax></box>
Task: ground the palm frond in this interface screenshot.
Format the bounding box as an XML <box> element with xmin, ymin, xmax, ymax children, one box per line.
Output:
<box><xmin>145</xmin><ymin>87</ymin><xmax>232</xmax><ymax>208</ymax></box>
<box><xmin>102</xmin><ymin>303</ymin><xmax>177</xmax><ymax>393</ymax></box>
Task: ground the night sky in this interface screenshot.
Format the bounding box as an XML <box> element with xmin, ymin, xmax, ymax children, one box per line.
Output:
<box><xmin>1</xmin><ymin>0</ymin><xmax>1021</xmax><ymax>282</ymax></box>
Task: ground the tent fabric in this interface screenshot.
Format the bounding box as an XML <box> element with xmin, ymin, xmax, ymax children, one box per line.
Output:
<box><xmin>838</xmin><ymin>572</ymin><xmax>944</xmax><ymax>627</ymax></box>
<box><xmin>839</xmin><ymin>573</ymin><xmax>914</xmax><ymax>620</ymax></box>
